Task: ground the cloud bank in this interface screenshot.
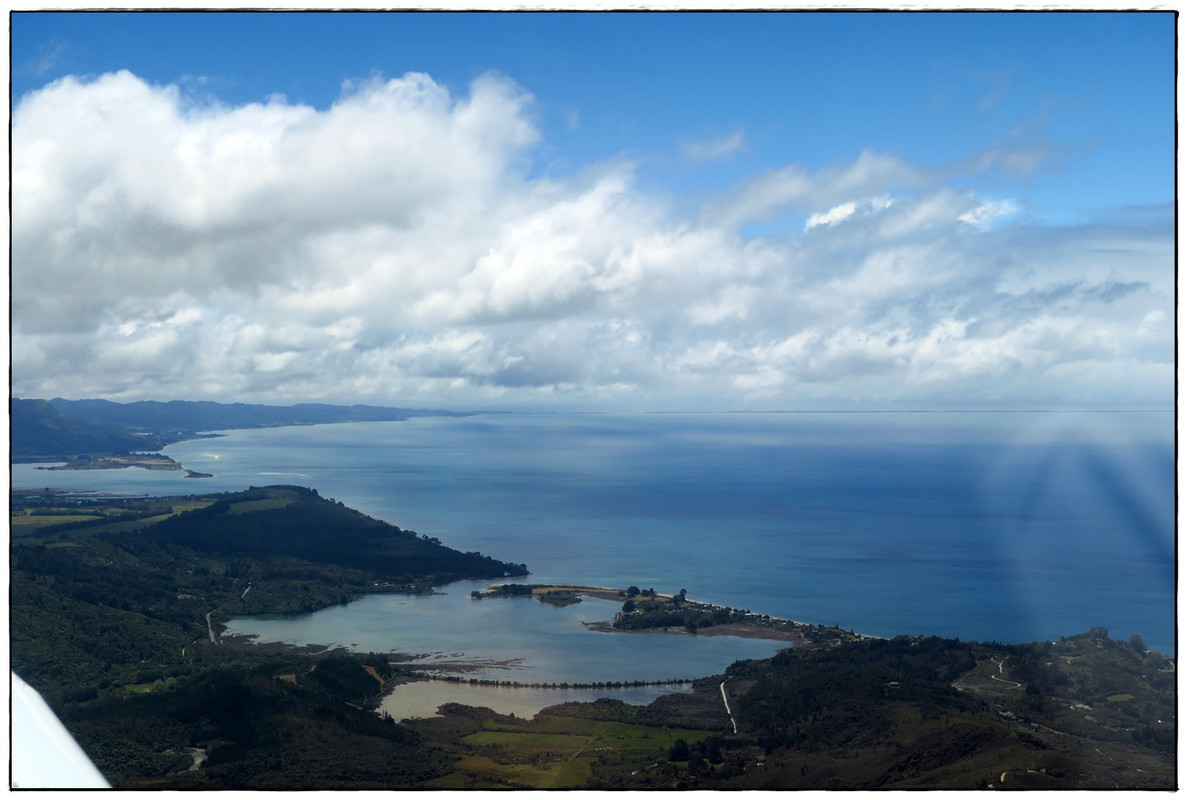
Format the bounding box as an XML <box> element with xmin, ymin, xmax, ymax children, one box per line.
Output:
<box><xmin>12</xmin><ymin>70</ymin><xmax>1172</xmax><ymax>409</ymax></box>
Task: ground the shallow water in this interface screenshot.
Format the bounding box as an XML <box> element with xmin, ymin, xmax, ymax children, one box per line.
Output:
<box><xmin>379</xmin><ymin>680</ymin><xmax>691</xmax><ymax>722</ymax></box>
<box><xmin>220</xmin><ymin>580</ymin><xmax>790</xmax><ymax>684</ymax></box>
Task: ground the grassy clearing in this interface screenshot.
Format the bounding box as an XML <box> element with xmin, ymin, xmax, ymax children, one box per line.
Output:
<box><xmin>225</xmin><ymin>498</ymin><xmax>295</xmax><ymax>515</ymax></box>
<box><xmin>10</xmin><ymin>498</ymin><xmax>220</xmax><ymax>542</ymax></box>
<box><xmin>11</xmin><ymin>514</ymin><xmax>103</xmax><ymax>530</ymax></box>
<box><xmin>423</xmin><ymin>766</ymin><xmax>506</xmax><ymax>790</ymax></box>
<box><xmin>437</xmin><ymin>714</ymin><xmax>712</xmax><ymax>789</ymax></box>
<box><xmin>464</xmin><ymin>731</ymin><xmax>590</xmax><ymax>749</ymax></box>
<box><xmin>76</xmin><ymin>513</ymin><xmax>179</xmax><ymax>536</ymax></box>
<box><xmin>171</xmin><ymin>500</ymin><xmax>214</xmax><ymax>514</ymax></box>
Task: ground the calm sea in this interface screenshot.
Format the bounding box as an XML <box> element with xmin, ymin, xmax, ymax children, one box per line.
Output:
<box><xmin>14</xmin><ymin>411</ymin><xmax>1174</xmax><ymax>689</ymax></box>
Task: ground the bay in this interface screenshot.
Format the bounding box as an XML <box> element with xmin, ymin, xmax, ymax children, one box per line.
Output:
<box><xmin>13</xmin><ymin>411</ymin><xmax>1174</xmax><ymax>690</ymax></box>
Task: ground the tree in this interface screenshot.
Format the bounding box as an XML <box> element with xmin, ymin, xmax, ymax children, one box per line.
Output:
<box><xmin>622</xmin><ymin>600</ymin><xmax>636</xmax><ymax>613</ymax></box>
<box><xmin>668</xmin><ymin>738</ymin><xmax>690</xmax><ymax>762</ymax></box>
<box><xmin>626</xmin><ymin>586</ymin><xmax>640</xmax><ymax>598</ymax></box>
<box><xmin>1129</xmin><ymin>634</ymin><xmax>1147</xmax><ymax>655</ymax></box>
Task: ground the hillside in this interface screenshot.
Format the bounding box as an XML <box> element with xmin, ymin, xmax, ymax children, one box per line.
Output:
<box><xmin>9</xmin><ymin>486</ymin><xmax>530</xmax><ymax>787</ymax></box>
<box><xmin>48</xmin><ymin>398</ymin><xmax>468</xmax><ymax>437</ymax></box>
<box><xmin>11</xmin><ymin>398</ymin><xmax>162</xmax><ymax>458</ymax></box>
<box><xmin>559</xmin><ymin>631</ymin><xmax>1175</xmax><ymax>789</ymax></box>
<box><xmin>13</xmin><ymin>396</ymin><xmax>477</xmax><ymax>466</ymax></box>
<box><xmin>11</xmin><ymin>486</ymin><xmax>528</xmax><ymax>697</ymax></box>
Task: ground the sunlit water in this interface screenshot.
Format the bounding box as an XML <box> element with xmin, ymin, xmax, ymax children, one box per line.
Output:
<box><xmin>14</xmin><ymin>411</ymin><xmax>1174</xmax><ymax>713</ymax></box>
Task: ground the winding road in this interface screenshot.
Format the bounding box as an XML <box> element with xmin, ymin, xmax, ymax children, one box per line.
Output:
<box><xmin>990</xmin><ymin>656</ymin><xmax>1022</xmax><ymax>689</ymax></box>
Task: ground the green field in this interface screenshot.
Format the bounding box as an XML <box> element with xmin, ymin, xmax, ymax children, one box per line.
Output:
<box><xmin>426</xmin><ymin>714</ymin><xmax>712</xmax><ymax>789</ymax></box>
<box><xmin>11</xmin><ymin>514</ymin><xmax>103</xmax><ymax>530</ymax></box>
<box><xmin>224</xmin><ymin>498</ymin><xmax>296</xmax><ymax>515</ymax></box>
<box><xmin>11</xmin><ymin>497</ymin><xmax>220</xmax><ymax>542</ymax></box>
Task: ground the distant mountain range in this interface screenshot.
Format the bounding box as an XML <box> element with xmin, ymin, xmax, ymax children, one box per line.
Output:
<box><xmin>11</xmin><ymin>398</ymin><xmax>161</xmax><ymax>458</ymax></box>
<box><xmin>11</xmin><ymin>398</ymin><xmax>473</xmax><ymax>460</ymax></box>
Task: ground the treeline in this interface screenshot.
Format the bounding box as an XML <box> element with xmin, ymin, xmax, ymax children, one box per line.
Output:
<box><xmin>63</xmin><ymin>658</ymin><xmax>447</xmax><ymax>789</ymax></box>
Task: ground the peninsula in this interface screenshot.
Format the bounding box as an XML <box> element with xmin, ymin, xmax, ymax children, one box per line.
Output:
<box><xmin>473</xmin><ymin>583</ymin><xmax>866</xmax><ymax>647</ymax></box>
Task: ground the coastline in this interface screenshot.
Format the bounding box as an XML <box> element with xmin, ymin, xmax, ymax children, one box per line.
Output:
<box><xmin>475</xmin><ymin>583</ymin><xmax>859</xmax><ymax>647</ymax></box>
<box><xmin>23</xmin><ymin>452</ymin><xmax>214</xmax><ymax>477</ymax></box>
<box><xmin>580</xmin><ymin>619</ymin><xmax>802</xmax><ymax>643</ymax></box>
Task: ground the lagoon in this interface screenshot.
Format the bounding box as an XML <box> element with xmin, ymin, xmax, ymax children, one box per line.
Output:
<box><xmin>220</xmin><ymin>581</ymin><xmax>790</xmax><ymax>684</ymax></box>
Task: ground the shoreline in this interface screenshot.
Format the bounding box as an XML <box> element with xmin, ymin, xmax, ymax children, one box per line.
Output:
<box><xmin>477</xmin><ymin>582</ymin><xmax>855</xmax><ymax>646</ymax></box>
<box><xmin>21</xmin><ymin>452</ymin><xmax>214</xmax><ymax>477</ymax></box>
<box><xmin>580</xmin><ymin>619</ymin><xmax>802</xmax><ymax>643</ymax></box>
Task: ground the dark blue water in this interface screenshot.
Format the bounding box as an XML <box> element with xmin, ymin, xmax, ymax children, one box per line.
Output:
<box><xmin>14</xmin><ymin>412</ymin><xmax>1174</xmax><ymax>671</ymax></box>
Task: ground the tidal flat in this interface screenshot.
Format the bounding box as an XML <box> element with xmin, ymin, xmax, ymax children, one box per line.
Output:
<box><xmin>379</xmin><ymin>678</ymin><xmax>692</xmax><ymax>722</ymax></box>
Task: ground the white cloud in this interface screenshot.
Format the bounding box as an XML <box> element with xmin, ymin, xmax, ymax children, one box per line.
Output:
<box><xmin>679</xmin><ymin>130</ymin><xmax>745</xmax><ymax>161</ymax></box>
<box><xmin>804</xmin><ymin>196</ymin><xmax>894</xmax><ymax>231</ymax></box>
<box><xmin>959</xmin><ymin>199</ymin><xmax>1018</xmax><ymax>229</ymax></box>
<box><xmin>709</xmin><ymin>149</ymin><xmax>926</xmax><ymax>230</ymax></box>
<box><xmin>10</xmin><ymin>70</ymin><xmax>1174</xmax><ymax>409</ymax></box>
<box><xmin>805</xmin><ymin>201</ymin><xmax>857</xmax><ymax>230</ymax></box>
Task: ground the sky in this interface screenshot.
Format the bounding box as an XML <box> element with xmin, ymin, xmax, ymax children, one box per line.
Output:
<box><xmin>10</xmin><ymin>11</ymin><xmax>1175</xmax><ymax>411</ymax></box>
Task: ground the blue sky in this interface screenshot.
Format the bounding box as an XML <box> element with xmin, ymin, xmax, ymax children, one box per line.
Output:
<box><xmin>10</xmin><ymin>11</ymin><xmax>1175</xmax><ymax>409</ymax></box>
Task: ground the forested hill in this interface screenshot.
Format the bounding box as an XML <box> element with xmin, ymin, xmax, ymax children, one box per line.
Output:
<box><xmin>11</xmin><ymin>398</ymin><xmax>161</xmax><ymax>457</ymax></box>
<box><xmin>10</xmin><ymin>485</ymin><xmax>528</xmax><ymax>788</ymax></box>
<box><xmin>12</xmin><ymin>397</ymin><xmax>477</xmax><ymax>460</ymax></box>
<box><xmin>147</xmin><ymin>485</ymin><xmax>527</xmax><ymax>583</ymax></box>
<box><xmin>47</xmin><ymin>397</ymin><xmax>470</xmax><ymax>436</ymax></box>
<box><xmin>12</xmin><ymin>485</ymin><xmax>529</xmax><ymax>695</ymax></box>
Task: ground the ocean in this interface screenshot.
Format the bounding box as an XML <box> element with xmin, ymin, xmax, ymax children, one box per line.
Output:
<box><xmin>13</xmin><ymin>411</ymin><xmax>1174</xmax><ymax>695</ymax></box>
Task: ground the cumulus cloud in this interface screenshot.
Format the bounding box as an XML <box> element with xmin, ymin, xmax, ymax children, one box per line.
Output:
<box><xmin>10</xmin><ymin>70</ymin><xmax>1173</xmax><ymax>409</ymax></box>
